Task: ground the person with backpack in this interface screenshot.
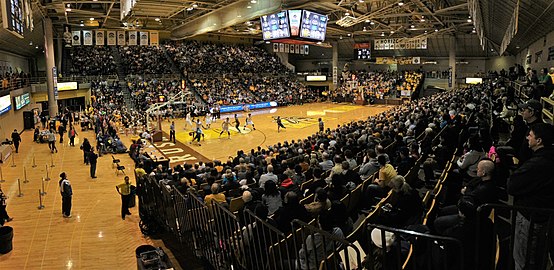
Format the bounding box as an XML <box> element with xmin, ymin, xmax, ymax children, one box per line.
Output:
<box><xmin>59</xmin><ymin>172</ymin><xmax>73</xmax><ymax>218</ymax></box>
<box><xmin>68</xmin><ymin>125</ymin><xmax>78</xmax><ymax>146</ymax></box>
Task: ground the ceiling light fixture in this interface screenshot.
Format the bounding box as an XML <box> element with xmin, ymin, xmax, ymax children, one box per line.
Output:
<box><xmin>29</xmin><ymin>41</ymin><xmax>32</xmax><ymax>45</ymax></box>
<box><xmin>516</xmin><ymin>46</ymin><xmax>520</xmax><ymax>49</ymax></box>
<box><xmin>365</xmin><ymin>19</ymin><xmax>370</xmax><ymax>23</ymax></box>
<box><xmin>192</xmin><ymin>4</ymin><xmax>198</xmax><ymax>8</ymax></box>
<box><xmin>347</xmin><ymin>33</ymin><xmax>351</xmax><ymax>36</ymax></box>
<box><xmin>35</xmin><ymin>46</ymin><xmax>38</xmax><ymax>49</ymax></box>
<box><xmin>420</xmin><ymin>18</ymin><xmax>425</xmax><ymax>22</ymax></box>
<box><xmin>434</xmin><ymin>29</ymin><xmax>438</xmax><ymax>32</ymax></box>
<box><xmin>186</xmin><ymin>7</ymin><xmax>193</xmax><ymax>11</ymax></box>
<box><xmin>155</xmin><ymin>18</ymin><xmax>160</xmax><ymax>21</ymax></box>
<box><xmin>398</xmin><ymin>1</ymin><xmax>404</xmax><ymax>6</ymax></box>
<box><xmin>247</xmin><ymin>5</ymin><xmax>251</xmax><ymax>8</ymax></box>
<box><xmin>89</xmin><ymin>17</ymin><xmax>94</xmax><ymax>21</ymax></box>
<box><xmin>370</xmin><ymin>21</ymin><xmax>375</xmax><ymax>25</ymax></box>
<box><xmin>467</xmin><ymin>19</ymin><xmax>472</xmax><ymax>22</ymax></box>
<box><xmin>381</xmin><ymin>32</ymin><xmax>385</xmax><ymax>36</ymax></box>
<box><xmin>363</xmin><ymin>27</ymin><xmax>367</xmax><ymax>31</ymax></box>
<box><xmin>237</xmin><ymin>15</ymin><xmax>242</xmax><ymax>18</ymax></box>
<box><xmin>345</xmin><ymin>12</ymin><xmax>350</xmax><ymax>16</ymax></box>
<box><xmin>340</xmin><ymin>36</ymin><xmax>343</xmax><ymax>39</ymax></box>
<box><xmin>265</xmin><ymin>41</ymin><xmax>270</xmax><ymax>44</ymax></box>
<box><xmin>65</xmin><ymin>7</ymin><xmax>71</xmax><ymax>11</ymax></box>
<box><xmin>390</xmin><ymin>30</ymin><xmax>394</xmax><ymax>33</ymax></box>
<box><xmin>359</xmin><ymin>0</ymin><xmax>364</xmax><ymax>2</ymax></box>
<box><xmin>80</xmin><ymin>23</ymin><xmax>84</xmax><ymax>26</ymax></box>
<box><xmin>410</xmin><ymin>25</ymin><xmax>415</xmax><ymax>28</ymax></box>
<box><xmin>250</xmin><ymin>0</ymin><xmax>256</xmax><ymax>3</ymax></box>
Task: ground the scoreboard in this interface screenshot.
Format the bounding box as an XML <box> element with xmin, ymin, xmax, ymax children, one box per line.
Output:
<box><xmin>1</xmin><ymin>0</ymin><xmax>24</xmax><ymax>38</ymax></box>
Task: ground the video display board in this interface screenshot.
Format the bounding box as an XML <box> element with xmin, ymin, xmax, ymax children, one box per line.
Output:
<box><xmin>260</xmin><ymin>11</ymin><xmax>291</xmax><ymax>41</ymax></box>
<box><xmin>0</xmin><ymin>94</ymin><xmax>12</xmax><ymax>115</ymax></box>
<box><xmin>299</xmin><ymin>10</ymin><xmax>327</xmax><ymax>41</ymax></box>
<box><xmin>14</xmin><ymin>92</ymin><xmax>29</xmax><ymax>110</ymax></box>
<box><xmin>288</xmin><ymin>10</ymin><xmax>302</xmax><ymax>36</ymax></box>
<box><xmin>1</xmin><ymin>0</ymin><xmax>24</xmax><ymax>38</ymax></box>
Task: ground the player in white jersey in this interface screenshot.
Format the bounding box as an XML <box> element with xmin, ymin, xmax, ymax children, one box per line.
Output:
<box><xmin>205</xmin><ymin>112</ymin><xmax>212</xmax><ymax>128</ymax></box>
<box><xmin>244</xmin><ymin>113</ymin><xmax>255</xmax><ymax>130</ymax></box>
<box><xmin>219</xmin><ymin>117</ymin><xmax>231</xmax><ymax>139</ymax></box>
<box><xmin>185</xmin><ymin>111</ymin><xmax>193</xmax><ymax>130</ymax></box>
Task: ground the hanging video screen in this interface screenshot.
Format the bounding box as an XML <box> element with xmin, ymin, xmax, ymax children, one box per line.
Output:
<box><xmin>299</xmin><ymin>10</ymin><xmax>327</xmax><ymax>41</ymax></box>
<box><xmin>260</xmin><ymin>11</ymin><xmax>291</xmax><ymax>41</ymax></box>
<box><xmin>1</xmin><ymin>0</ymin><xmax>24</xmax><ymax>37</ymax></box>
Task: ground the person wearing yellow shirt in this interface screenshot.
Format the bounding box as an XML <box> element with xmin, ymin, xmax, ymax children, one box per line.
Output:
<box><xmin>135</xmin><ymin>164</ymin><xmax>147</xmax><ymax>179</ymax></box>
<box><xmin>116</xmin><ymin>176</ymin><xmax>133</xmax><ymax>220</ymax></box>
<box><xmin>364</xmin><ymin>155</ymin><xmax>398</xmax><ymax>207</ymax></box>
<box><xmin>204</xmin><ymin>183</ymin><xmax>226</xmax><ymax>207</ymax></box>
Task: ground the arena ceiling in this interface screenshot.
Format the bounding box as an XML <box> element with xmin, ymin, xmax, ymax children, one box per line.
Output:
<box><xmin>1</xmin><ymin>0</ymin><xmax>554</xmax><ymax>57</ymax></box>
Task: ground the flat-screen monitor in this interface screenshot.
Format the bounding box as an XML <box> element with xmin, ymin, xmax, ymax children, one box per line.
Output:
<box><xmin>260</xmin><ymin>11</ymin><xmax>291</xmax><ymax>41</ymax></box>
<box><xmin>57</xmin><ymin>82</ymin><xmax>78</xmax><ymax>91</ymax></box>
<box><xmin>0</xmin><ymin>94</ymin><xmax>12</xmax><ymax>115</ymax></box>
<box><xmin>14</xmin><ymin>92</ymin><xmax>29</xmax><ymax>110</ymax></box>
<box><xmin>465</xmin><ymin>78</ymin><xmax>483</xmax><ymax>84</ymax></box>
<box><xmin>299</xmin><ymin>10</ymin><xmax>327</xmax><ymax>41</ymax></box>
<box><xmin>356</xmin><ymin>49</ymin><xmax>371</xmax><ymax>60</ymax></box>
<box><xmin>288</xmin><ymin>10</ymin><xmax>302</xmax><ymax>36</ymax></box>
<box><xmin>1</xmin><ymin>0</ymin><xmax>24</xmax><ymax>38</ymax></box>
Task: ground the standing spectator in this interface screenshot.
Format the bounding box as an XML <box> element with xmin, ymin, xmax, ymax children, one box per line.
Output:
<box><xmin>11</xmin><ymin>129</ymin><xmax>21</xmax><ymax>153</ymax></box>
<box><xmin>68</xmin><ymin>126</ymin><xmax>77</xmax><ymax>147</ymax></box>
<box><xmin>59</xmin><ymin>172</ymin><xmax>72</xmax><ymax>218</ymax></box>
<box><xmin>517</xmin><ymin>99</ymin><xmax>544</xmax><ymax>164</ymax></box>
<box><xmin>81</xmin><ymin>138</ymin><xmax>91</xmax><ymax>164</ymax></box>
<box><xmin>0</xmin><ymin>187</ymin><xmax>13</xmax><ymax>225</ymax></box>
<box><xmin>58</xmin><ymin>124</ymin><xmax>65</xmax><ymax>144</ymax></box>
<box><xmin>47</xmin><ymin>128</ymin><xmax>58</xmax><ymax>153</ymax></box>
<box><xmin>88</xmin><ymin>148</ymin><xmax>98</xmax><ymax>179</ymax></box>
<box><xmin>508</xmin><ymin>123</ymin><xmax>554</xmax><ymax>270</ymax></box>
<box><xmin>116</xmin><ymin>176</ymin><xmax>132</xmax><ymax>220</ymax></box>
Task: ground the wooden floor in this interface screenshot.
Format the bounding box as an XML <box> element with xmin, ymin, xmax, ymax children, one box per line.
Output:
<box><xmin>0</xmin><ymin>102</ymin><xmax>392</xmax><ymax>269</ymax></box>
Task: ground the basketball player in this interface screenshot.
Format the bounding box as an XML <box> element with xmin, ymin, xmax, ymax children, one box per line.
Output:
<box><xmin>234</xmin><ymin>114</ymin><xmax>241</xmax><ymax>133</ymax></box>
<box><xmin>205</xmin><ymin>112</ymin><xmax>212</xmax><ymax>129</ymax></box>
<box><xmin>185</xmin><ymin>111</ymin><xmax>193</xmax><ymax>130</ymax></box>
<box><xmin>244</xmin><ymin>113</ymin><xmax>255</xmax><ymax>131</ymax></box>
<box><xmin>318</xmin><ymin>118</ymin><xmax>324</xmax><ymax>133</ymax></box>
<box><xmin>276</xmin><ymin>116</ymin><xmax>286</xmax><ymax>133</ymax></box>
<box><xmin>190</xmin><ymin>119</ymin><xmax>205</xmax><ymax>146</ymax></box>
<box><xmin>219</xmin><ymin>117</ymin><xmax>231</xmax><ymax>139</ymax></box>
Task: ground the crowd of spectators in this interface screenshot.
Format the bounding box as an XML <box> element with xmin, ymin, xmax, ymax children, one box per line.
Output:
<box><xmin>69</xmin><ymin>46</ymin><xmax>116</xmax><ymax>76</ymax></box>
<box><xmin>333</xmin><ymin>71</ymin><xmax>422</xmax><ymax>102</ymax></box>
<box><xmin>165</xmin><ymin>41</ymin><xmax>290</xmax><ymax>75</ymax></box>
<box><xmin>1</xmin><ymin>71</ymin><xmax>30</xmax><ymax>91</ymax></box>
<box><xmin>190</xmin><ymin>76</ymin><xmax>317</xmax><ymax>106</ymax></box>
<box><xmin>127</xmin><ymin>77</ymin><xmax>183</xmax><ymax>109</ymax></box>
<box><xmin>118</xmin><ymin>46</ymin><xmax>173</xmax><ymax>75</ymax></box>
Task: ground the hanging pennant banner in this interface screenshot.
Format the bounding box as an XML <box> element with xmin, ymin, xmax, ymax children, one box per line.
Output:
<box><xmin>150</xmin><ymin>31</ymin><xmax>159</xmax><ymax>46</ymax></box>
<box><xmin>107</xmin><ymin>31</ymin><xmax>116</xmax><ymax>45</ymax></box>
<box><xmin>117</xmin><ymin>31</ymin><xmax>126</xmax><ymax>46</ymax></box>
<box><xmin>140</xmin><ymin>31</ymin><xmax>149</xmax><ymax>45</ymax></box>
<box><xmin>83</xmin><ymin>30</ymin><xmax>93</xmax><ymax>45</ymax></box>
<box><xmin>95</xmin><ymin>30</ymin><xmax>105</xmax><ymax>45</ymax></box>
<box><xmin>128</xmin><ymin>31</ymin><xmax>137</xmax><ymax>45</ymax></box>
<box><xmin>71</xmin><ymin>31</ymin><xmax>81</xmax><ymax>46</ymax></box>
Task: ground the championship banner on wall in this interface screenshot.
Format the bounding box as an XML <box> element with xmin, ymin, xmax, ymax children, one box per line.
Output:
<box><xmin>273</xmin><ymin>43</ymin><xmax>278</xmax><ymax>52</ymax></box>
<box><xmin>107</xmin><ymin>31</ymin><xmax>116</xmax><ymax>45</ymax></box>
<box><xmin>95</xmin><ymin>30</ymin><xmax>105</xmax><ymax>46</ymax></box>
<box><xmin>140</xmin><ymin>32</ymin><xmax>149</xmax><ymax>45</ymax></box>
<box><xmin>128</xmin><ymin>31</ymin><xmax>137</xmax><ymax>45</ymax></box>
<box><xmin>374</xmin><ymin>38</ymin><xmax>427</xmax><ymax>50</ymax></box>
<box><xmin>71</xmin><ymin>31</ymin><xmax>81</xmax><ymax>46</ymax></box>
<box><xmin>83</xmin><ymin>30</ymin><xmax>93</xmax><ymax>45</ymax></box>
<box><xmin>117</xmin><ymin>31</ymin><xmax>126</xmax><ymax>45</ymax></box>
<box><xmin>150</xmin><ymin>31</ymin><xmax>159</xmax><ymax>46</ymax></box>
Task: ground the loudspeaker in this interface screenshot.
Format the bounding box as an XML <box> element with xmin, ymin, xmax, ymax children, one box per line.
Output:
<box><xmin>23</xmin><ymin>111</ymin><xmax>34</xmax><ymax>130</ymax></box>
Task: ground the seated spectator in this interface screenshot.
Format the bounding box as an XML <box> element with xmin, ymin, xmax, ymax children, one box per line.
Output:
<box><xmin>274</xmin><ymin>191</ymin><xmax>310</xmax><ymax>233</ymax></box>
<box><xmin>298</xmin><ymin>210</ymin><xmax>345</xmax><ymax>270</ymax></box>
<box><xmin>305</xmin><ymin>188</ymin><xmax>332</xmax><ymax>218</ymax></box>
<box><xmin>261</xmin><ymin>181</ymin><xmax>282</xmax><ymax>215</ymax></box>
<box><xmin>204</xmin><ymin>183</ymin><xmax>226</xmax><ymax>207</ymax></box>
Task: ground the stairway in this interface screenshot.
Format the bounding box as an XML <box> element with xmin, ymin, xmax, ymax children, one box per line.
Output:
<box><xmin>110</xmin><ymin>46</ymin><xmax>136</xmax><ymax>110</ymax></box>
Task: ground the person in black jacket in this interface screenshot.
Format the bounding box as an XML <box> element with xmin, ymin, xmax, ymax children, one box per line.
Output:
<box><xmin>273</xmin><ymin>191</ymin><xmax>310</xmax><ymax>234</ymax></box>
<box><xmin>88</xmin><ymin>148</ymin><xmax>98</xmax><ymax>179</ymax></box>
<box><xmin>81</xmin><ymin>138</ymin><xmax>92</xmax><ymax>164</ymax></box>
<box><xmin>11</xmin><ymin>129</ymin><xmax>21</xmax><ymax>153</ymax></box>
<box><xmin>508</xmin><ymin>123</ymin><xmax>554</xmax><ymax>270</ymax></box>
